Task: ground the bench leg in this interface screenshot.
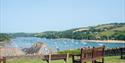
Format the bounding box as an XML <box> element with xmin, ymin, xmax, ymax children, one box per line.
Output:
<box><xmin>46</xmin><ymin>60</ymin><xmax>50</xmax><ymax>63</ymax></box>
<box><xmin>92</xmin><ymin>60</ymin><xmax>94</xmax><ymax>63</ymax></box>
<box><xmin>92</xmin><ymin>60</ymin><xmax>96</xmax><ymax>63</ymax></box>
<box><xmin>72</xmin><ymin>56</ymin><xmax>75</xmax><ymax>63</ymax></box>
<box><xmin>102</xmin><ymin>58</ymin><xmax>104</xmax><ymax>63</ymax></box>
<box><xmin>121</xmin><ymin>55</ymin><xmax>123</xmax><ymax>59</ymax></box>
<box><xmin>3</xmin><ymin>57</ymin><xmax>6</xmax><ymax>63</ymax></box>
<box><xmin>92</xmin><ymin>59</ymin><xmax>104</xmax><ymax>63</ymax></box>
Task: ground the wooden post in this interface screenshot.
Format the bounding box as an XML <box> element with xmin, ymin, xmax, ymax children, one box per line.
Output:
<box><xmin>3</xmin><ymin>57</ymin><xmax>6</xmax><ymax>63</ymax></box>
<box><xmin>72</xmin><ymin>54</ymin><xmax>75</xmax><ymax>63</ymax></box>
<box><xmin>48</xmin><ymin>54</ymin><xmax>51</xmax><ymax>63</ymax></box>
<box><xmin>102</xmin><ymin>57</ymin><xmax>104</xmax><ymax>63</ymax></box>
<box><xmin>66</xmin><ymin>53</ymin><xmax>69</xmax><ymax>62</ymax></box>
<box><xmin>0</xmin><ymin>59</ymin><xmax>1</xmax><ymax>63</ymax></box>
<box><xmin>64</xmin><ymin>53</ymin><xmax>69</xmax><ymax>63</ymax></box>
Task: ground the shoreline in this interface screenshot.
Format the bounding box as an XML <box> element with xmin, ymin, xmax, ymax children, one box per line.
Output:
<box><xmin>81</xmin><ymin>40</ymin><xmax>125</xmax><ymax>43</ymax></box>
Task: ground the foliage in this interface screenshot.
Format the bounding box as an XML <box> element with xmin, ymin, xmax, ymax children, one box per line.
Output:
<box><xmin>9</xmin><ymin>33</ymin><xmax>35</xmax><ymax>38</ymax></box>
<box><xmin>0</xmin><ymin>33</ymin><xmax>10</xmax><ymax>41</ymax></box>
<box><xmin>35</xmin><ymin>23</ymin><xmax>125</xmax><ymax>40</ymax></box>
<box><xmin>58</xmin><ymin>49</ymin><xmax>80</xmax><ymax>54</ymax></box>
<box><xmin>113</xmin><ymin>31</ymin><xmax>125</xmax><ymax>40</ymax></box>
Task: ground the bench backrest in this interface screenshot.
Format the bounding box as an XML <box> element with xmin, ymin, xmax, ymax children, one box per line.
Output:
<box><xmin>80</xmin><ymin>46</ymin><xmax>105</xmax><ymax>62</ymax></box>
<box><xmin>81</xmin><ymin>47</ymin><xmax>93</xmax><ymax>62</ymax></box>
<box><xmin>93</xmin><ymin>46</ymin><xmax>105</xmax><ymax>59</ymax></box>
<box><xmin>43</xmin><ymin>53</ymin><xmax>69</xmax><ymax>62</ymax></box>
<box><xmin>0</xmin><ymin>57</ymin><xmax>6</xmax><ymax>63</ymax></box>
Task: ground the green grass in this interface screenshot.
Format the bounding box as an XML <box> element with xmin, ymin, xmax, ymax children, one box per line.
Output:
<box><xmin>58</xmin><ymin>49</ymin><xmax>80</xmax><ymax>54</ymax></box>
<box><xmin>7</xmin><ymin>56</ymin><xmax>125</xmax><ymax>63</ymax></box>
<box><xmin>99</xmin><ymin>31</ymin><xmax>115</xmax><ymax>36</ymax></box>
<box><xmin>95</xmin><ymin>24</ymin><xmax>114</xmax><ymax>29</ymax></box>
<box><xmin>112</xmin><ymin>25</ymin><xmax>125</xmax><ymax>31</ymax></box>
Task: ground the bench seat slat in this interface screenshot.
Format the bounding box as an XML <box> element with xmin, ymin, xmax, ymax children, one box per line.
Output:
<box><xmin>43</xmin><ymin>54</ymin><xmax>69</xmax><ymax>63</ymax></box>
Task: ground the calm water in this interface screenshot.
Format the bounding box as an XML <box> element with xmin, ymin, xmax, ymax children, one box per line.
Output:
<box><xmin>7</xmin><ymin>37</ymin><xmax>125</xmax><ymax>51</ymax></box>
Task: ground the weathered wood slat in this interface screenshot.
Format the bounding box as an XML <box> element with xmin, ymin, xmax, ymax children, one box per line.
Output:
<box><xmin>43</xmin><ymin>53</ymin><xmax>69</xmax><ymax>63</ymax></box>
<box><xmin>72</xmin><ymin>46</ymin><xmax>105</xmax><ymax>63</ymax></box>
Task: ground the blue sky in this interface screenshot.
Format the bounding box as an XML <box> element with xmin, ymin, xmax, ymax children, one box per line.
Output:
<box><xmin>0</xmin><ymin>0</ymin><xmax>125</xmax><ymax>33</ymax></box>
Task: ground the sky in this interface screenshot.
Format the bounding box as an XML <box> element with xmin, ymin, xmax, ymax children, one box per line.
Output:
<box><xmin>0</xmin><ymin>0</ymin><xmax>125</xmax><ymax>33</ymax></box>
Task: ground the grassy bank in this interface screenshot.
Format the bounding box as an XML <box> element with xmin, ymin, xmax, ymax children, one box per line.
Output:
<box><xmin>7</xmin><ymin>56</ymin><xmax>125</xmax><ymax>63</ymax></box>
<box><xmin>58</xmin><ymin>49</ymin><xmax>80</xmax><ymax>54</ymax></box>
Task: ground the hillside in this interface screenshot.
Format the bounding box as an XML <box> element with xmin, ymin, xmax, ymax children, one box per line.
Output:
<box><xmin>35</xmin><ymin>23</ymin><xmax>125</xmax><ymax>40</ymax></box>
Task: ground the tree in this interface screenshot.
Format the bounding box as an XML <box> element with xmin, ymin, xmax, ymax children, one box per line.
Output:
<box><xmin>0</xmin><ymin>33</ymin><xmax>10</xmax><ymax>41</ymax></box>
<box><xmin>113</xmin><ymin>32</ymin><xmax>125</xmax><ymax>40</ymax></box>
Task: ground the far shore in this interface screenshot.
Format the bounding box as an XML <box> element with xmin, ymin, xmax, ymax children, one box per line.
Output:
<box><xmin>81</xmin><ymin>40</ymin><xmax>125</xmax><ymax>43</ymax></box>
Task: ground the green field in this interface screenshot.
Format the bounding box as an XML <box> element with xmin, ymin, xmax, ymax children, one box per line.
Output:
<box><xmin>7</xmin><ymin>56</ymin><xmax>125</xmax><ymax>63</ymax></box>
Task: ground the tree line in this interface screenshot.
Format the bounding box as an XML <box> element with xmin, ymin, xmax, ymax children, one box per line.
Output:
<box><xmin>0</xmin><ymin>33</ymin><xmax>11</xmax><ymax>41</ymax></box>
<box><xmin>36</xmin><ymin>23</ymin><xmax>125</xmax><ymax>40</ymax></box>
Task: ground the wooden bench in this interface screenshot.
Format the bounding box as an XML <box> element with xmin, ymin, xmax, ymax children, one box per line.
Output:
<box><xmin>93</xmin><ymin>46</ymin><xmax>105</xmax><ymax>63</ymax></box>
<box><xmin>72</xmin><ymin>47</ymin><xmax>93</xmax><ymax>63</ymax></box>
<box><xmin>72</xmin><ymin>46</ymin><xmax>105</xmax><ymax>63</ymax></box>
<box><xmin>43</xmin><ymin>53</ymin><xmax>69</xmax><ymax>63</ymax></box>
<box><xmin>0</xmin><ymin>57</ymin><xmax>6</xmax><ymax>63</ymax></box>
<box><xmin>120</xmin><ymin>47</ymin><xmax>125</xmax><ymax>59</ymax></box>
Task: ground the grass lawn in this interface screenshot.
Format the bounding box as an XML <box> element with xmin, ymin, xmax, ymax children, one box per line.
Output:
<box><xmin>7</xmin><ymin>56</ymin><xmax>125</xmax><ymax>63</ymax></box>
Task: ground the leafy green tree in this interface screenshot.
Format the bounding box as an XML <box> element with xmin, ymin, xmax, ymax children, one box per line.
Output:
<box><xmin>113</xmin><ymin>32</ymin><xmax>125</xmax><ymax>40</ymax></box>
<box><xmin>0</xmin><ymin>33</ymin><xmax>10</xmax><ymax>41</ymax></box>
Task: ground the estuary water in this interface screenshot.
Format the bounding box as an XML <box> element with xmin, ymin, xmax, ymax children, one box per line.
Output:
<box><xmin>7</xmin><ymin>37</ymin><xmax>125</xmax><ymax>51</ymax></box>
